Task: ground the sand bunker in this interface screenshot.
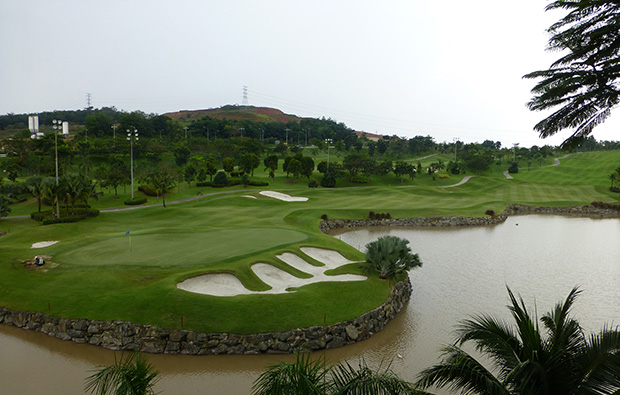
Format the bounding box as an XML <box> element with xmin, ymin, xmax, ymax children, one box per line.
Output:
<box><xmin>259</xmin><ymin>191</ymin><xmax>308</xmax><ymax>202</ymax></box>
<box><xmin>31</xmin><ymin>241</ymin><xmax>59</xmax><ymax>249</ymax></box>
<box><xmin>241</xmin><ymin>195</ymin><xmax>257</xmax><ymax>199</ymax></box>
<box><xmin>177</xmin><ymin>248</ymin><xmax>365</xmax><ymax>297</ymax></box>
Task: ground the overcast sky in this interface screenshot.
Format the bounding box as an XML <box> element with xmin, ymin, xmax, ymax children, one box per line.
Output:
<box><xmin>2</xmin><ymin>1</ymin><xmax>619</xmax><ymax>148</ymax></box>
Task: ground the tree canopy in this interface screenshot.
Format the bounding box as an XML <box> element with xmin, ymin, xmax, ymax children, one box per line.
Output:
<box><xmin>525</xmin><ymin>1</ymin><xmax>620</xmax><ymax>148</ymax></box>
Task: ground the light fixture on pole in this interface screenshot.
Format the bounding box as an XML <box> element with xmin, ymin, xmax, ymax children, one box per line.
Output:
<box><xmin>127</xmin><ymin>129</ymin><xmax>139</xmax><ymax>200</ymax></box>
<box><xmin>52</xmin><ymin>119</ymin><xmax>62</xmax><ymax>218</ymax></box>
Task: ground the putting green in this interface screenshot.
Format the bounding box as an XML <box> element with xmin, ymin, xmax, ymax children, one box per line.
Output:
<box><xmin>56</xmin><ymin>228</ymin><xmax>308</xmax><ymax>267</ymax></box>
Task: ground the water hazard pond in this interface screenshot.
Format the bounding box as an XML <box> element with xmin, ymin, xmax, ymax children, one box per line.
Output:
<box><xmin>2</xmin><ymin>215</ymin><xmax>620</xmax><ymax>394</ymax></box>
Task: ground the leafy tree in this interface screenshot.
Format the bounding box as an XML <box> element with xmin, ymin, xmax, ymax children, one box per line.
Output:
<box><xmin>239</xmin><ymin>153</ymin><xmax>260</xmax><ymax>176</ymax></box>
<box><xmin>394</xmin><ymin>161</ymin><xmax>412</xmax><ymax>183</ymax></box>
<box><xmin>97</xmin><ymin>159</ymin><xmax>129</xmax><ymax>199</ymax></box>
<box><xmin>417</xmin><ymin>286</ymin><xmax>620</xmax><ymax>394</ymax></box>
<box><xmin>0</xmin><ymin>196</ymin><xmax>11</xmax><ymax>218</ymax></box>
<box><xmin>222</xmin><ymin>157</ymin><xmax>234</xmax><ymax>174</ymax></box>
<box><xmin>524</xmin><ymin>1</ymin><xmax>620</xmax><ymax>148</ymax></box>
<box><xmin>252</xmin><ymin>352</ymin><xmax>416</xmax><ymax>395</ymax></box>
<box><xmin>264</xmin><ymin>154</ymin><xmax>278</xmax><ymax>180</ymax></box>
<box><xmin>84</xmin><ymin>352</ymin><xmax>159</xmax><ymax>395</ymax></box>
<box><xmin>287</xmin><ymin>158</ymin><xmax>302</xmax><ymax>179</ymax></box>
<box><xmin>374</xmin><ymin>160</ymin><xmax>393</xmax><ymax>177</ymax></box>
<box><xmin>362</xmin><ymin>236</ymin><xmax>422</xmax><ymax>280</ymax></box>
<box><xmin>184</xmin><ymin>164</ymin><xmax>196</xmax><ymax>187</ymax></box>
<box><xmin>300</xmin><ymin>156</ymin><xmax>315</xmax><ymax>180</ymax></box>
<box><xmin>143</xmin><ymin>167</ymin><xmax>177</xmax><ymax>208</ymax></box>
<box><xmin>173</xmin><ymin>144</ymin><xmax>191</xmax><ymax>167</ymax></box>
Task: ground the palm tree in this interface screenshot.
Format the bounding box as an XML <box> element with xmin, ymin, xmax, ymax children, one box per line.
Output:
<box><xmin>26</xmin><ymin>176</ymin><xmax>45</xmax><ymax>214</ymax></box>
<box><xmin>362</xmin><ymin>236</ymin><xmax>422</xmax><ymax>280</ymax></box>
<box><xmin>252</xmin><ymin>351</ymin><xmax>418</xmax><ymax>395</ymax></box>
<box><xmin>253</xmin><ymin>352</ymin><xmax>329</xmax><ymax>395</ymax></box>
<box><xmin>84</xmin><ymin>352</ymin><xmax>159</xmax><ymax>395</ymax></box>
<box><xmin>416</xmin><ymin>287</ymin><xmax>620</xmax><ymax>394</ymax></box>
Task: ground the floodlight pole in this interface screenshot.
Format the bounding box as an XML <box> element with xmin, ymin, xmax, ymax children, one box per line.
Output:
<box><xmin>453</xmin><ymin>137</ymin><xmax>459</xmax><ymax>162</ymax></box>
<box><xmin>52</xmin><ymin>120</ymin><xmax>62</xmax><ymax>218</ymax></box>
<box><xmin>325</xmin><ymin>138</ymin><xmax>333</xmax><ymax>171</ymax></box>
<box><xmin>127</xmin><ymin>129</ymin><xmax>139</xmax><ymax>200</ymax></box>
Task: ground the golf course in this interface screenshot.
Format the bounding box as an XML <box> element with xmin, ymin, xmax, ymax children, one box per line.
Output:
<box><xmin>1</xmin><ymin>149</ymin><xmax>619</xmax><ymax>337</ymax></box>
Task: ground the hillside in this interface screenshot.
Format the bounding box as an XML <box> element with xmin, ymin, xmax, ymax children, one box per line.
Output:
<box><xmin>164</xmin><ymin>105</ymin><xmax>303</xmax><ymax>124</ymax></box>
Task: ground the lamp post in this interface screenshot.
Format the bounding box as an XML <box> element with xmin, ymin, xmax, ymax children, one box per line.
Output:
<box><xmin>127</xmin><ymin>129</ymin><xmax>139</xmax><ymax>200</ymax></box>
<box><xmin>325</xmin><ymin>138</ymin><xmax>333</xmax><ymax>171</ymax></box>
<box><xmin>453</xmin><ymin>137</ymin><xmax>459</xmax><ymax>162</ymax></box>
<box><xmin>52</xmin><ymin>119</ymin><xmax>62</xmax><ymax>218</ymax></box>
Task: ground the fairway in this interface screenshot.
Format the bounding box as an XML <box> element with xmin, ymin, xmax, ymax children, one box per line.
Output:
<box><xmin>1</xmin><ymin>150</ymin><xmax>619</xmax><ymax>335</ymax></box>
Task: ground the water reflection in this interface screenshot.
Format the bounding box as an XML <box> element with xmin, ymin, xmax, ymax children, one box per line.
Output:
<box><xmin>1</xmin><ymin>215</ymin><xmax>619</xmax><ymax>394</ymax></box>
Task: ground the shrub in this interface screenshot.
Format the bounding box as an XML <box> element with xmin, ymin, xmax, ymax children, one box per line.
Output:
<box><xmin>124</xmin><ymin>197</ymin><xmax>147</xmax><ymax>206</ymax></box>
<box><xmin>308</xmin><ymin>179</ymin><xmax>319</xmax><ymax>188</ymax></box>
<box><xmin>438</xmin><ymin>173</ymin><xmax>450</xmax><ymax>179</ymax></box>
<box><xmin>591</xmin><ymin>201</ymin><xmax>620</xmax><ymax>211</ymax></box>
<box><xmin>213</xmin><ymin>171</ymin><xmax>228</xmax><ymax>187</ymax></box>
<box><xmin>320</xmin><ymin>173</ymin><xmax>336</xmax><ymax>188</ymax></box>
<box><xmin>33</xmin><ymin>208</ymin><xmax>100</xmax><ymax>225</ymax></box>
<box><xmin>138</xmin><ymin>185</ymin><xmax>158</xmax><ymax>197</ymax></box>
<box><xmin>485</xmin><ymin>209</ymin><xmax>496</xmax><ymax>216</ymax></box>
<box><xmin>610</xmin><ymin>187</ymin><xmax>620</xmax><ymax>193</ymax></box>
<box><xmin>351</xmin><ymin>175</ymin><xmax>368</xmax><ymax>184</ymax></box>
<box><xmin>230</xmin><ymin>171</ymin><xmax>239</xmax><ymax>178</ymax></box>
<box><xmin>369</xmin><ymin>212</ymin><xmax>391</xmax><ymax>220</ymax></box>
<box><xmin>196</xmin><ymin>181</ymin><xmax>214</xmax><ymax>187</ymax></box>
<box><xmin>321</xmin><ymin>214</ymin><xmax>328</xmax><ymax>221</ymax></box>
<box><xmin>508</xmin><ymin>162</ymin><xmax>519</xmax><ymax>174</ymax></box>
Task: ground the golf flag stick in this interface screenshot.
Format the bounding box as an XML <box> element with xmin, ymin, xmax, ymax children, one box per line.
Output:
<box><xmin>126</xmin><ymin>231</ymin><xmax>131</xmax><ymax>252</ymax></box>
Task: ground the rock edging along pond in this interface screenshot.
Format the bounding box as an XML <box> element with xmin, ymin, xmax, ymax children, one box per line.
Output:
<box><xmin>0</xmin><ymin>278</ymin><xmax>412</xmax><ymax>355</ymax></box>
<box><xmin>319</xmin><ymin>203</ymin><xmax>620</xmax><ymax>232</ymax></box>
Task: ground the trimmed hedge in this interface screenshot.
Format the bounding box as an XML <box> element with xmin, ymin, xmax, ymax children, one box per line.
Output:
<box><xmin>124</xmin><ymin>197</ymin><xmax>147</xmax><ymax>206</ymax></box>
<box><xmin>31</xmin><ymin>208</ymin><xmax>100</xmax><ymax>225</ymax></box>
<box><xmin>138</xmin><ymin>185</ymin><xmax>158</xmax><ymax>197</ymax></box>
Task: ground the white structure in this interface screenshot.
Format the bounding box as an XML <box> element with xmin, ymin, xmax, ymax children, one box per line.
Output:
<box><xmin>28</xmin><ymin>115</ymin><xmax>39</xmax><ymax>133</ymax></box>
<box><xmin>62</xmin><ymin>121</ymin><xmax>69</xmax><ymax>135</ymax></box>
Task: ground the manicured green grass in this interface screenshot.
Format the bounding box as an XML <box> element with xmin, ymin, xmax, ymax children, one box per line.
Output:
<box><xmin>1</xmin><ymin>150</ymin><xmax>619</xmax><ymax>334</ymax></box>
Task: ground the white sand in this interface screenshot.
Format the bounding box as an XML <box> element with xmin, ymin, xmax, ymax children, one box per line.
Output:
<box><xmin>31</xmin><ymin>241</ymin><xmax>59</xmax><ymax>249</ymax></box>
<box><xmin>259</xmin><ymin>191</ymin><xmax>308</xmax><ymax>202</ymax></box>
<box><xmin>241</xmin><ymin>195</ymin><xmax>257</xmax><ymax>199</ymax></box>
<box><xmin>177</xmin><ymin>248</ymin><xmax>365</xmax><ymax>297</ymax></box>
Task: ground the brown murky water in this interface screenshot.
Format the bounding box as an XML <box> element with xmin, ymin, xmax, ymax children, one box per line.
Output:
<box><xmin>2</xmin><ymin>215</ymin><xmax>620</xmax><ymax>394</ymax></box>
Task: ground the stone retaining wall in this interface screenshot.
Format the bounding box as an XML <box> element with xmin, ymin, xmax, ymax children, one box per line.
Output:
<box><xmin>320</xmin><ymin>204</ymin><xmax>620</xmax><ymax>232</ymax></box>
<box><xmin>0</xmin><ymin>278</ymin><xmax>411</xmax><ymax>355</ymax></box>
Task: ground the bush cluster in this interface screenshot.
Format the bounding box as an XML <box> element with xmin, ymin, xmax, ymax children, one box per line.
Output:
<box><xmin>610</xmin><ymin>187</ymin><xmax>620</xmax><ymax>193</ymax></box>
<box><xmin>368</xmin><ymin>211</ymin><xmax>392</xmax><ymax>220</ymax></box>
<box><xmin>591</xmin><ymin>201</ymin><xmax>620</xmax><ymax>211</ymax></box>
<box><xmin>308</xmin><ymin>179</ymin><xmax>319</xmax><ymax>188</ymax></box>
<box><xmin>485</xmin><ymin>209</ymin><xmax>496</xmax><ymax>216</ymax></box>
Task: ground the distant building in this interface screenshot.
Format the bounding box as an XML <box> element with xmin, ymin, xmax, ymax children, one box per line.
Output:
<box><xmin>355</xmin><ymin>131</ymin><xmax>388</xmax><ymax>142</ymax></box>
<box><xmin>28</xmin><ymin>115</ymin><xmax>39</xmax><ymax>133</ymax></box>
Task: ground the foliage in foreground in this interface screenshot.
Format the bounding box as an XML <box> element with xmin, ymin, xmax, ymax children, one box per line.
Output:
<box><xmin>252</xmin><ymin>351</ymin><xmax>419</xmax><ymax>395</ymax></box>
<box><xmin>84</xmin><ymin>352</ymin><xmax>159</xmax><ymax>395</ymax></box>
<box><xmin>416</xmin><ymin>286</ymin><xmax>620</xmax><ymax>394</ymax></box>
